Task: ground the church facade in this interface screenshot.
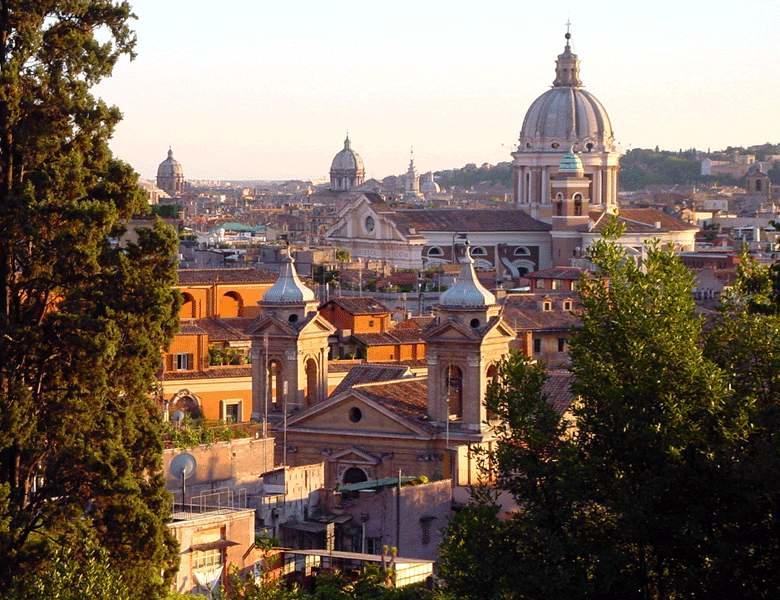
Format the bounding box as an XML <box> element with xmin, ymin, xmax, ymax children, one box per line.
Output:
<box><xmin>325</xmin><ymin>31</ymin><xmax>697</xmax><ymax>276</ymax></box>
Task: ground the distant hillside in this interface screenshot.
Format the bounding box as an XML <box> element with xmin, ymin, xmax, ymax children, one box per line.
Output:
<box><xmin>433</xmin><ymin>144</ymin><xmax>780</xmax><ymax>192</ymax></box>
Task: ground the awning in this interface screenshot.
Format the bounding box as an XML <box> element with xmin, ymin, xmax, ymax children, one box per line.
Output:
<box><xmin>188</xmin><ymin>539</ymin><xmax>239</xmax><ymax>552</ymax></box>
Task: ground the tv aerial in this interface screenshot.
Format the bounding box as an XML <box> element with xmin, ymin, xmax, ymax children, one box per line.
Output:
<box><xmin>170</xmin><ymin>452</ymin><xmax>196</xmax><ymax>503</ymax></box>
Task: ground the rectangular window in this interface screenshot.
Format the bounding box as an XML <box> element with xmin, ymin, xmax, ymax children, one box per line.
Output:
<box><xmin>543</xmin><ymin>301</ymin><xmax>552</xmax><ymax>312</ymax></box>
<box><xmin>563</xmin><ymin>301</ymin><xmax>572</xmax><ymax>311</ymax></box>
<box><xmin>535</xmin><ymin>280</ymin><xmax>545</xmax><ymax>289</ymax></box>
<box><xmin>368</xmin><ymin>319</ymin><xmax>375</xmax><ymax>328</ymax></box>
<box><xmin>533</xmin><ymin>338</ymin><xmax>541</xmax><ymax>354</ymax></box>
<box><xmin>551</xmin><ymin>280</ymin><xmax>561</xmax><ymax>290</ymax></box>
<box><xmin>223</xmin><ymin>401</ymin><xmax>241</xmax><ymax>423</ymax></box>
<box><xmin>175</xmin><ymin>353</ymin><xmax>193</xmax><ymax>371</ymax></box>
<box><xmin>193</xmin><ymin>548</ymin><xmax>222</xmax><ymax>570</ymax></box>
<box><xmin>558</xmin><ymin>338</ymin><xmax>566</xmax><ymax>352</ymax></box>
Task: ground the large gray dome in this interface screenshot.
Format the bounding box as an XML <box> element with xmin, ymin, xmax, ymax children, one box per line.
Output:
<box><xmin>157</xmin><ymin>148</ymin><xmax>183</xmax><ymax>179</ymax></box>
<box><xmin>330</xmin><ymin>136</ymin><xmax>365</xmax><ymax>174</ymax></box>
<box><xmin>518</xmin><ymin>33</ymin><xmax>615</xmax><ymax>153</ymax></box>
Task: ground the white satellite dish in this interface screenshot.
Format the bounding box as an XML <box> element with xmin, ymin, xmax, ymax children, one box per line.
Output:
<box><xmin>170</xmin><ymin>452</ymin><xmax>197</xmax><ymax>502</ymax></box>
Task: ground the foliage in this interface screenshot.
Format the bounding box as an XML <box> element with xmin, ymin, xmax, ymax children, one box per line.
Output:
<box><xmin>161</xmin><ymin>416</ymin><xmax>252</xmax><ymax>449</ymax></box>
<box><xmin>3</xmin><ymin>535</ymin><xmax>132</xmax><ymax>600</ymax></box>
<box><xmin>439</xmin><ymin>228</ymin><xmax>780</xmax><ymax>598</ymax></box>
<box><xmin>335</xmin><ymin>248</ymin><xmax>351</xmax><ymax>264</ymax></box>
<box><xmin>152</xmin><ymin>203</ymin><xmax>182</xmax><ymax>218</ymax></box>
<box><xmin>209</xmin><ymin>345</ymin><xmax>246</xmax><ymax>366</ymax></box>
<box><xmin>0</xmin><ymin>3</ymin><xmax>180</xmax><ymax>596</ymax></box>
<box><xmin>434</xmin><ymin>162</ymin><xmax>512</xmax><ymax>190</ymax></box>
<box><xmin>221</xmin><ymin>565</ymin><xmax>447</xmax><ymax>600</ymax></box>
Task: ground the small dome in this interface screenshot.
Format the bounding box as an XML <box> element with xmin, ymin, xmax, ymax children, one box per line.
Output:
<box><xmin>440</xmin><ymin>244</ymin><xmax>496</xmax><ymax>308</ymax></box>
<box><xmin>330</xmin><ymin>136</ymin><xmax>365</xmax><ymax>174</ymax></box>
<box><xmin>157</xmin><ymin>147</ymin><xmax>183</xmax><ymax>179</ymax></box>
<box><xmin>559</xmin><ymin>148</ymin><xmax>584</xmax><ymax>175</ymax></box>
<box><xmin>263</xmin><ymin>250</ymin><xmax>315</xmax><ymax>305</ymax></box>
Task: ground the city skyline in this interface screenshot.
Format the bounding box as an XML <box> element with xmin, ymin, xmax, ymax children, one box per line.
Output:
<box><xmin>95</xmin><ymin>0</ymin><xmax>780</xmax><ymax>181</ymax></box>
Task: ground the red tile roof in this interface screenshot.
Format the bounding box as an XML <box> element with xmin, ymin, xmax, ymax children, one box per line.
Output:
<box><xmin>542</xmin><ymin>370</ymin><xmax>576</xmax><ymax>414</ymax></box>
<box><xmin>162</xmin><ymin>366</ymin><xmax>252</xmax><ymax>381</ymax></box>
<box><xmin>354</xmin><ymin>379</ymin><xmax>433</xmax><ymax>431</ymax></box>
<box><xmin>527</xmin><ymin>267</ymin><xmax>588</xmax><ymax>280</ymax></box>
<box><xmin>331</xmin><ymin>365</ymin><xmax>413</xmax><ymax>397</ymax></box>
<box><xmin>503</xmin><ymin>294</ymin><xmax>582</xmax><ymax>332</ymax></box>
<box><xmin>321</xmin><ymin>297</ymin><xmax>390</xmax><ymax>315</ymax></box>
<box><xmin>177</xmin><ymin>268</ymin><xmax>276</xmax><ymax>286</ymax></box>
<box><xmin>389</xmin><ymin>209</ymin><xmax>552</xmax><ymax>235</ymax></box>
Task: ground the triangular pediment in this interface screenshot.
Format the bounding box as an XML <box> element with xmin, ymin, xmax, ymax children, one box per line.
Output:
<box><xmin>328</xmin><ymin>447</ymin><xmax>380</xmax><ymax>465</ymax></box>
<box><xmin>247</xmin><ymin>315</ymin><xmax>297</xmax><ymax>337</ymax></box>
<box><xmin>287</xmin><ymin>390</ymin><xmax>429</xmax><ymax>437</ymax></box>
<box><xmin>481</xmin><ymin>318</ymin><xmax>517</xmax><ymax>343</ymax></box>
<box><xmin>423</xmin><ymin>319</ymin><xmax>479</xmax><ymax>342</ymax></box>
<box><xmin>298</xmin><ymin>314</ymin><xmax>337</xmax><ymax>337</ymax></box>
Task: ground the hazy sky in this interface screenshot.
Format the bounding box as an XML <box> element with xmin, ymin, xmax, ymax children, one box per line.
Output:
<box><xmin>95</xmin><ymin>0</ymin><xmax>780</xmax><ymax>181</ymax></box>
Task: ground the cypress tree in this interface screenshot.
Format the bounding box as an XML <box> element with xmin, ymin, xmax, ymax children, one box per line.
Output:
<box><xmin>0</xmin><ymin>2</ymin><xmax>180</xmax><ymax>596</ymax></box>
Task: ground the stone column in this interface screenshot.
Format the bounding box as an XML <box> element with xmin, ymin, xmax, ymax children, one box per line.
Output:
<box><xmin>463</xmin><ymin>356</ymin><xmax>483</xmax><ymax>432</ymax></box>
<box><xmin>594</xmin><ymin>169</ymin><xmax>602</xmax><ymax>206</ymax></box>
<box><xmin>541</xmin><ymin>166</ymin><xmax>549</xmax><ymax>204</ymax></box>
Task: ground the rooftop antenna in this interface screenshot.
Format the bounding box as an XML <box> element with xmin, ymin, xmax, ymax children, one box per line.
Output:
<box><xmin>170</xmin><ymin>452</ymin><xmax>196</xmax><ymax>504</ymax></box>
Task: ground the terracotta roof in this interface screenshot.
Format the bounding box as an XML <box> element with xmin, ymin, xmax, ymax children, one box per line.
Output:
<box><xmin>354</xmin><ymin>379</ymin><xmax>433</xmax><ymax>431</ymax></box>
<box><xmin>527</xmin><ymin>267</ymin><xmax>587</xmax><ymax>280</ymax></box>
<box><xmin>194</xmin><ymin>317</ymin><xmax>256</xmax><ymax>341</ymax></box>
<box><xmin>161</xmin><ymin>366</ymin><xmax>252</xmax><ymax>381</ymax></box>
<box><xmin>543</xmin><ymin>370</ymin><xmax>575</xmax><ymax>414</ymax></box>
<box><xmin>394</xmin><ymin>316</ymin><xmax>436</xmax><ymax>331</ymax></box>
<box><xmin>503</xmin><ymin>295</ymin><xmax>582</xmax><ymax>332</ymax></box>
<box><xmin>178</xmin><ymin>321</ymin><xmax>208</xmax><ymax>335</ymax></box>
<box><xmin>322</xmin><ymin>297</ymin><xmax>389</xmax><ymax>315</ymax></box>
<box><xmin>177</xmin><ymin>268</ymin><xmax>276</xmax><ymax>286</ymax></box>
<box><xmin>388</xmin><ymin>209</ymin><xmax>551</xmax><ymax>235</ymax></box>
<box><xmin>330</xmin><ymin>364</ymin><xmax>413</xmax><ymax>396</ymax></box>
<box><xmin>590</xmin><ymin>208</ymin><xmax>697</xmax><ymax>234</ymax></box>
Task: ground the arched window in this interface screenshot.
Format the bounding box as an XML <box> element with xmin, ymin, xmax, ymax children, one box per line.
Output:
<box><xmin>470</xmin><ymin>246</ymin><xmax>487</xmax><ymax>257</ymax></box>
<box><xmin>446</xmin><ymin>365</ymin><xmax>463</xmax><ymax>420</ymax></box>
<box><xmin>171</xmin><ymin>393</ymin><xmax>201</xmax><ymax>419</ymax></box>
<box><xmin>427</xmin><ymin>246</ymin><xmax>443</xmax><ymax>257</ymax></box>
<box><xmin>513</xmin><ymin>247</ymin><xmax>530</xmax><ymax>256</ymax></box>
<box><xmin>180</xmin><ymin>292</ymin><xmax>197</xmax><ymax>319</ymax></box>
<box><xmin>486</xmin><ymin>364</ymin><xmax>499</xmax><ymax>421</ymax></box>
<box><xmin>756</xmin><ymin>179</ymin><xmax>762</xmax><ymax>192</ymax></box>
<box><xmin>268</xmin><ymin>360</ymin><xmax>283</xmax><ymax>409</ymax></box>
<box><xmin>574</xmin><ymin>193</ymin><xmax>583</xmax><ymax>216</ymax></box>
<box><xmin>343</xmin><ymin>467</ymin><xmax>368</xmax><ymax>485</ymax></box>
<box><xmin>221</xmin><ymin>291</ymin><xmax>243</xmax><ymax>318</ymax></box>
<box><xmin>305</xmin><ymin>358</ymin><xmax>318</xmax><ymax>407</ymax></box>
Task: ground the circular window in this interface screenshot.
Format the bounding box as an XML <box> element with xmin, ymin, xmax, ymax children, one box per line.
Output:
<box><xmin>551</xmin><ymin>142</ymin><xmax>560</xmax><ymax>149</ymax></box>
<box><xmin>470</xmin><ymin>318</ymin><xmax>480</xmax><ymax>328</ymax></box>
<box><xmin>288</xmin><ymin>314</ymin><xmax>298</xmax><ymax>323</ymax></box>
<box><xmin>364</xmin><ymin>216</ymin><xmax>375</xmax><ymax>233</ymax></box>
<box><xmin>349</xmin><ymin>407</ymin><xmax>363</xmax><ymax>423</ymax></box>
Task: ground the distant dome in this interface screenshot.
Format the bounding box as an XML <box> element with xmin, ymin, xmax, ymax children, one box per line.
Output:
<box><xmin>420</xmin><ymin>171</ymin><xmax>440</xmax><ymax>194</ymax></box>
<box><xmin>440</xmin><ymin>244</ymin><xmax>496</xmax><ymax>308</ymax></box>
<box><xmin>156</xmin><ymin>147</ymin><xmax>184</xmax><ymax>196</ymax></box>
<box><xmin>263</xmin><ymin>250</ymin><xmax>315</xmax><ymax>305</ymax></box>
<box><xmin>518</xmin><ymin>33</ymin><xmax>615</xmax><ymax>153</ymax></box>
<box><xmin>330</xmin><ymin>135</ymin><xmax>366</xmax><ymax>192</ymax></box>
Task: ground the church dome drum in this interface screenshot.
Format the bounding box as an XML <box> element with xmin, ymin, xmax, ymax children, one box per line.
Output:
<box><xmin>330</xmin><ymin>135</ymin><xmax>366</xmax><ymax>191</ymax></box>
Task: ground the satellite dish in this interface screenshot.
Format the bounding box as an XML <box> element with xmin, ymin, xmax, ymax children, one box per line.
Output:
<box><xmin>170</xmin><ymin>452</ymin><xmax>197</xmax><ymax>502</ymax></box>
<box><xmin>171</xmin><ymin>452</ymin><xmax>196</xmax><ymax>479</ymax></box>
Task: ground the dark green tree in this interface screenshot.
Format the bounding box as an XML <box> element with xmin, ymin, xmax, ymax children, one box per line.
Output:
<box><xmin>440</xmin><ymin>225</ymin><xmax>762</xmax><ymax>598</ymax></box>
<box><xmin>0</xmin><ymin>2</ymin><xmax>180</xmax><ymax>597</ymax></box>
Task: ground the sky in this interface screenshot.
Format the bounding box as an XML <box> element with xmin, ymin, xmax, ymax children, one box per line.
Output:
<box><xmin>94</xmin><ymin>0</ymin><xmax>780</xmax><ymax>182</ymax></box>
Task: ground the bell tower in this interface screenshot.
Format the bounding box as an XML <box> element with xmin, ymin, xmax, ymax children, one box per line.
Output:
<box><xmin>424</xmin><ymin>241</ymin><xmax>515</xmax><ymax>433</ymax></box>
<box><xmin>550</xmin><ymin>149</ymin><xmax>594</xmax><ymax>266</ymax></box>
<box><xmin>249</xmin><ymin>249</ymin><xmax>335</xmax><ymax>422</ymax></box>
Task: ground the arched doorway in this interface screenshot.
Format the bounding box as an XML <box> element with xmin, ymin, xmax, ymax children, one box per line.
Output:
<box><xmin>220</xmin><ymin>291</ymin><xmax>243</xmax><ymax>318</ymax></box>
<box><xmin>446</xmin><ymin>365</ymin><xmax>463</xmax><ymax>420</ymax></box>
<box><xmin>343</xmin><ymin>467</ymin><xmax>368</xmax><ymax>485</ymax></box>
<box><xmin>305</xmin><ymin>358</ymin><xmax>318</xmax><ymax>407</ymax></box>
